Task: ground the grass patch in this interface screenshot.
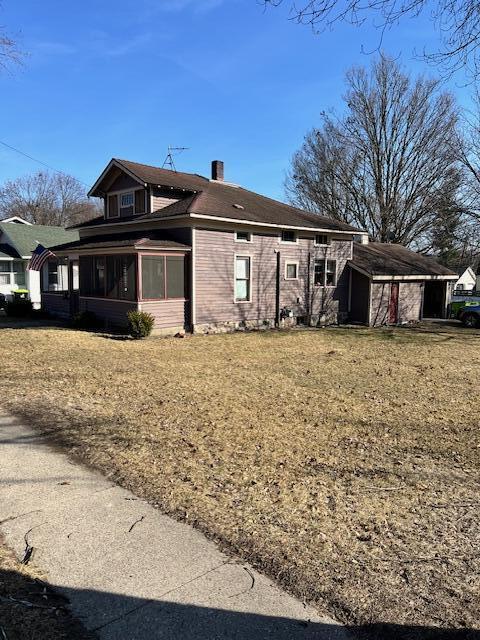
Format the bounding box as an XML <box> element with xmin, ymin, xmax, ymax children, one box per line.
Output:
<box><xmin>0</xmin><ymin>323</ymin><xmax>479</xmax><ymax>629</ymax></box>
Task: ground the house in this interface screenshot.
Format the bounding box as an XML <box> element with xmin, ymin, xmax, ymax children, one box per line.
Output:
<box><xmin>454</xmin><ymin>266</ymin><xmax>477</xmax><ymax>292</ymax></box>
<box><xmin>0</xmin><ymin>220</ymin><xmax>78</xmax><ymax>308</ymax></box>
<box><xmin>42</xmin><ymin>158</ymin><xmax>458</xmax><ymax>332</ymax></box>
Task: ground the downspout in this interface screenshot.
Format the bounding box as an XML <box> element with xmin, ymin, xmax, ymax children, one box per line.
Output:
<box><xmin>275</xmin><ymin>250</ymin><xmax>281</xmax><ymax>327</ymax></box>
<box><xmin>191</xmin><ymin>226</ymin><xmax>196</xmax><ymax>332</ymax></box>
<box><xmin>306</xmin><ymin>251</ymin><xmax>311</xmax><ymax>325</ymax></box>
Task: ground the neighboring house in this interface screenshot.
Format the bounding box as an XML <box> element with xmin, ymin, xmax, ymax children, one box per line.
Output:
<box><xmin>42</xmin><ymin>158</ymin><xmax>458</xmax><ymax>332</ymax></box>
<box><xmin>454</xmin><ymin>266</ymin><xmax>477</xmax><ymax>292</ymax></box>
<box><xmin>0</xmin><ymin>221</ymin><xmax>78</xmax><ymax>308</ymax></box>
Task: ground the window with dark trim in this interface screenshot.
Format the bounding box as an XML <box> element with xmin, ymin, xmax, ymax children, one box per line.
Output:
<box><xmin>281</xmin><ymin>230</ymin><xmax>296</xmax><ymax>243</ymax></box>
<box><xmin>315</xmin><ymin>234</ymin><xmax>330</xmax><ymax>246</ymax></box>
<box><xmin>141</xmin><ymin>255</ymin><xmax>186</xmax><ymax>300</ymax></box>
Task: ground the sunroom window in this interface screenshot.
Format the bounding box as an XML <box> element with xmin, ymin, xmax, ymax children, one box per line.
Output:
<box><xmin>141</xmin><ymin>255</ymin><xmax>186</xmax><ymax>300</ymax></box>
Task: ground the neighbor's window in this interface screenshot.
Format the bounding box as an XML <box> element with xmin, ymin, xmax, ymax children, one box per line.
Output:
<box><xmin>285</xmin><ymin>262</ymin><xmax>298</xmax><ymax>280</ymax></box>
<box><xmin>0</xmin><ymin>261</ymin><xmax>11</xmax><ymax>285</ymax></box>
<box><xmin>314</xmin><ymin>259</ymin><xmax>337</xmax><ymax>286</ymax></box>
<box><xmin>141</xmin><ymin>255</ymin><xmax>186</xmax><ymax>300</ymax></box>
<box><xmin>315</xmin><ymin>234</ymin><xmax>330</xmax><ymax>246</ymax></box>
<box><xmin>235</xmin><ymin>256</ymin><xmax>251</xmax><ymax>302</ymax></box>
<box><xmin>235</xmin><ymin>231</ymin><xmax>251</xmax><ymax>242</ymax></box>
<box><xmin>281</xmin><ymin>230</ymin><xmax>296</xmax><ymax>243</ymax></box>
<box><xmin>12</xmin><ymin>260</ymin><xmax>26</xmax><ymax>287</ymax></box>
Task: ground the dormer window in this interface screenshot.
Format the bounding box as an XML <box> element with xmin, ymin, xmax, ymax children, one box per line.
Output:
<box><xmin>121</xmin><ymin>193</ymin><xmax>134</xmax><ymax>208</ymax></box>
<box><xmin>107</xmin><ymin>189</ymin><xmax>146</xmax><ymax>219</ymax></box>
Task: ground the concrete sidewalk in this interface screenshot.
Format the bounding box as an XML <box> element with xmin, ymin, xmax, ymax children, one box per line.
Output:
<box><xmin>0</xmin><ymin>410</ymin><xmax>349</xmax><ymax>639</ymax></box>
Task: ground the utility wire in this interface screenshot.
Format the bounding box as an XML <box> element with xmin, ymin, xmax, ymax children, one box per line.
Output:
<box><xmin>0</xmin><ymin>139</ymin><xmax>92</xmax><ymax>190</ymax></box>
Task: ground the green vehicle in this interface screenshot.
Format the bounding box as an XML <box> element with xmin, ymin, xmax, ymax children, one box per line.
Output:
<box><xmin>451</xmin><ymin>299</ymin><xmax>479</xmax><ymax>318</ymax></box>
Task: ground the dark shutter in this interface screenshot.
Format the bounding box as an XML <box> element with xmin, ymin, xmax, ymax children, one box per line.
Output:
<box><xmin>135</xmin><ymin>189</ymin><xmax>145</xmax><ymax>214</ymax></box>
<box><xmin>108</xmin><ymin>194</ymin><xmax>118</xmax><ymax>218</ymax></box>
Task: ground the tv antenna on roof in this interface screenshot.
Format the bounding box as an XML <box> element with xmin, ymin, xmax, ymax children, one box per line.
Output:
<box><xmin>162</xmin><ymin>146</ymin><xmax>189</xmax><ymax>172</ymax></box>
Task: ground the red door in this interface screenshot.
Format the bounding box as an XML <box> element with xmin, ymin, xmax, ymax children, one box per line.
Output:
<box><xmin>388</xmin><ymin>283</ymin><xmax>399</xmax><ymax>324</ymax></box>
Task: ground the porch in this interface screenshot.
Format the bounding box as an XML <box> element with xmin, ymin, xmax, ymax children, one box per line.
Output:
<box><xmin>42</xmin><ymin>232</ymin><xmax>191</xmax><ymax>332</ymax></box>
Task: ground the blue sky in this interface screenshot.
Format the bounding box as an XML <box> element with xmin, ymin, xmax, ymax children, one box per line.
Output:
<box><xmin>0</xmin><ymin>0</ymin><xmax>472</xmax><ymax>201</ymax></box>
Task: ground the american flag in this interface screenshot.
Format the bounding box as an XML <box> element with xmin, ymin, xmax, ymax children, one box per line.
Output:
<box><xmin>28</xmin><ymin>244</ymin><xmax>55</xmax><ymax>271</ymax></box>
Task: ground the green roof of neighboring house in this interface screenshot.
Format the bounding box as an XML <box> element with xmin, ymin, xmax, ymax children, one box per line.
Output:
<box><xmin>0</xmin><ymin>222</ymin><xmax>79</xmax><ymax>258</ymax></box>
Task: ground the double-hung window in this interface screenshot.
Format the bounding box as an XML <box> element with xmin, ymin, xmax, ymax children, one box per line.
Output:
<box><xmin>235</xmin><ymin>256</ymin><xmax>251</xmax><ymax>302</ymax></box>
<box><xmin>314</xmin><ymin>259</ymin><xmax>337</xmax><ymax>287</ymax></box>
<box><xmin>0</xmin><ymin>262</ymin><xmax>11</xmax><ymax>285</ymax></box>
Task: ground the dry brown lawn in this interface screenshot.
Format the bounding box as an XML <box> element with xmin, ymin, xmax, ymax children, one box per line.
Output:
<box><xmin>0</xmin><ymin>323</ymin><xmax>479</xmax><ymax>631</ymax></box>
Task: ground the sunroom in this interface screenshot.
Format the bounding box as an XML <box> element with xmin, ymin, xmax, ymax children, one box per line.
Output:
<box><xmin>44</xmin><ymin>232</ymin><xmax>191</xmax><ymax>332</ymax></box>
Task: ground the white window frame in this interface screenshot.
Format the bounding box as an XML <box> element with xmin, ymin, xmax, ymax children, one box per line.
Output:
<box><xmin>0</xmin><ymin>260</ymin><xmax>12</xmax><ymax>285</ymax></box>
<box><xmin>314</xmin><ymin>258</ymin><xmax>337</xmax><ymax>288</ymax></box>
<box><xmin>234</xmin><ymin>230</ymin><xmax>252</xmax><ymax>243</ymax></box>
<box><xmin>314</xmin><ymin>234</ymin><xmax>331</xmax><ymax>246</ymax></box>
<box><xmin>285</xmin><ymin>261</ymin><xmax>299</xmax><ymax>280</ymax></box>
<box><xmin>234</xmin><ymin>254</ymin><xmax>252</xmax><ymax>303</ymax></box>
<box><xmin>120</xmin><ymin>192</ymin><xmax>134</xmax><ymax>209</ymax></box>
<box><xmin>280</xmin><ymin>229</ymin><xmax>298</xmax><ymax>244</ymax></box>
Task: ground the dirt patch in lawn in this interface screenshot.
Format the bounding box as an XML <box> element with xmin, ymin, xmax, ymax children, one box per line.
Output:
<box><xmin>0</xmin><ymin>537</ymin><xmax>93</xmax><ymax>640</ymax></box>
<box><xmin>0</xmin><ymin>324</ymin><xmax>479</xmax><ymax>630</ymax></box>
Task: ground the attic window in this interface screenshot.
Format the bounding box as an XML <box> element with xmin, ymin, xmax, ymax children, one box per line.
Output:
<box><xmin>233</xmin><ymin>203</ymin><xmax>244</xmax><ymax>210</ymax></box>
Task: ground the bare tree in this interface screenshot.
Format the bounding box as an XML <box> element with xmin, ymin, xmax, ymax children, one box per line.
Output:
<box><xmin>0</xmin><ymin>171</ymin><xmax>102</xmax><ymax>227</ymax></box>
<box><xmin>263</xmin><ymin>0</ymin><xmax>480</xmax><ymax>79</ymax></box>
<box><xmin>286</xmin><ymin>56</ymin><xmax>462</xmax><ymax>248</ymax></box>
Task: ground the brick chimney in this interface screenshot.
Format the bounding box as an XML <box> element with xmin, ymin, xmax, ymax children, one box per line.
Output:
<box><xmin>211</xmin><ymin>160</ymin><xmax>224</xmax><ymax>182</ymax></box>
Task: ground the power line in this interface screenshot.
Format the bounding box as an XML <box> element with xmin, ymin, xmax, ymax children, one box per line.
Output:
<box><xmin>0</xmin><ymin>139</ymin><xmax>92</xmax><ymax>189</ymax></box>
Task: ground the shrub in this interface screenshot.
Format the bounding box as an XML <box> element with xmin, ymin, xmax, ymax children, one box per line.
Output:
<box><xmin>5</xmin><ymin>299</ymin><xmax>34</xmax><ymax>317</ymax></box>
<box><xmin>127</xmin><ymin>310</ymin><xmax>155</xmax><ymax>339</ymax></box>
<box><xmin>72</xmin><ymin>310</ymin><xmax>100</xmax><ymax>330</ymax></box>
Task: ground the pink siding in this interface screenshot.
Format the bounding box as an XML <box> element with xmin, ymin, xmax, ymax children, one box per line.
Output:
<box><xmin>140</xmin><ymin>299</ymin><xmax>187</xmax><ymax>329</ymax></box>
<box><xmin>79</xmin><ymin>297</ymin><xmax>137</xmax><ymax>328</ymax></box>
<box><xmin>370</xmin><ymin>281</ymin><xmax>423</xmax><ymax>326</ymax></box>
<box><xmin>194</xmin><ymin>228</ymin><xmax>352</xmax><ymax>325</ymax></box>
<box><xmin>42</xmin><ymin>293</ymin><xmax>70</xmax><ymax>318</ymax></box>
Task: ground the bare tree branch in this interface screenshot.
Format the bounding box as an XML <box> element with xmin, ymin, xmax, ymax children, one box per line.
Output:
<box><xmin>262</xmin><ymin>1</ymin><xmax>480</xmax><ymax>79</ymax></box>
<box><xmin>286</xmin><ymin>55</ymin><xmax>464</xmax><ymax>251</ymax></box>
<box><xmin>0</xmin><ymin>171</ymin><xmax>102</xmax><ymax>227</ymax></box>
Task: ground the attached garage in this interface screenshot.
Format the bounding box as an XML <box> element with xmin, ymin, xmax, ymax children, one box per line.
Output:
<box><xmin>348</xmin><ymin>243</ymin><xmax>458</xmax><ymax>326</ymax></box>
